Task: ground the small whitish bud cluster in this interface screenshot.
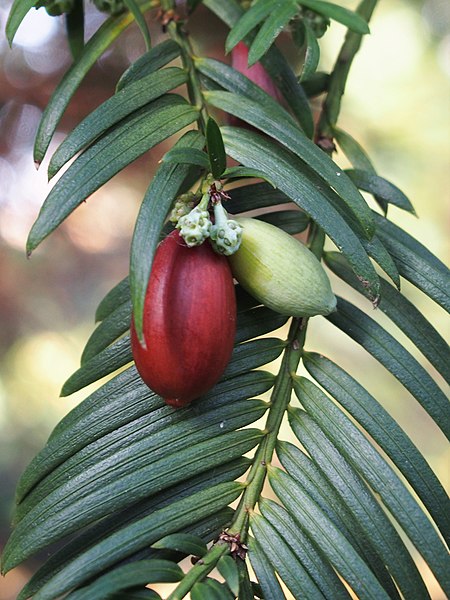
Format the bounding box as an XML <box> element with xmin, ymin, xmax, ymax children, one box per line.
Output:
<box><xmin>93</xmin><ymin>0</ymin><xmax>125</xmax><ymax>15</ymax></box>
<box><xmin>36</xmin><ymin>0</ymin><xmax>74</xmax><ymax>15</ymax></box>
<box><xmin>176</xmin><ymin>207</ymin><xmax>212</xmax><ymax>248</ymax></box>
<box><xmin>169</xmin><ymin>193</ymin><xmax>196</xmax><ymax>224</ymax></box>
<box><xmin>210</xmin><ymin>201</ymin><xmax>243</xmax><ymax>256</ymax></box>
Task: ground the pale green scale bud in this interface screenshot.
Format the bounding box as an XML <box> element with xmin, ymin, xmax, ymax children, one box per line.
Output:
<box><xmin>169</xmin><ymin>193</ymin><xmax>196</xmax><ymax>224</ymax></box>
<box><xmin>176</xmin><ymin>206</ymin><xmax>212</xmax><ymax>247</ymax></box>
<box><xmin>210</xmin><ymin>201</ymin><xmax>243</xmax><ymax>256</ymax></box>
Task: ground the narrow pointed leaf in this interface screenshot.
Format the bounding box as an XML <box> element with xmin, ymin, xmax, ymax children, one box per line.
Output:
<box><xmin>259</xmin><ymin>499</ymin><xmax>351</xmax><ymax>600</ymax></box>
<box><xmin>65</xmin><ymin>0</ymin><xmax>84</xmax><ymax>61</ymax></box>
<box><xmin>206</xmin><ymin>117</ymin><xmax>227</xmax><ymax>178</ymax></box>
<box><xmin>256</xmin><ymin>209</ymin><xmax>309</xmax><ymax>234</ymax></box>
<box><xmin>65</xmin><ymin>560</ymin><xmax>182</xmax><ymax>600</ymax></box>
<box><xmin>95</xmin><ymin>277</ymin><xmax>129</xmax><ymax>321</ymax></box>
<box><xmin>300</xmin><ymin>21</ymin><xmax>321</xmax><ymax>81</ymax></box>
<box><xmin>152</xmin><ymin>533</ymin><xmax>207</xmax><ymax>557</ymax></box>
<box><xmin>288</xmin><ymin>396</ymin><xmax>430</xmax><ymax>599</ymax></box>
<box><xmin>299</xmin><ymin>0</ymin><xmax>370</xmax><ymax>34</ymax></box>
<box><xmin>327</xmin><ymin>297</ymin><xmax>450</xmax><ymax>439</ymax></box>
<box><xmin>276</xmin><ymin>441</ymin><xmax>401</xmax><ymax>597</ymax></box>
<box><xmin>250</xmin><ymin>513</ymin><xmax>325</xmax><ymax>598</ymax></box>
<box><xmin>33</xmin><ymin>1</ymin><xmax>156</xmax><ymax>163</ymax></box>
<box><xmin>3</xmin><ymin>430</ymin><xmax>259</xmax><ymax>571</ymax></box>
<box><xmin>221</xmin><ymin>338</ymin><xmax>285</xmax><ymax>380</ymax></box>
<box><xmin>217</xmin><ymin>555</ymin><xmax>240</xmax><ymax>597</ymax></box>
<box><xmin>291</xmin><ymin>377</ymin><xmax>450</xmax><ymax>594</ymax></box>
<box><xmin>5</xmin><ymin>0</ymin><xmax>36</xmax><ymax>45</ymax></box>
<box><xmin>303</xmin><ymin>351</ymin><xmax>450</xmax><ymax>543</ymax></box>
<box><xmin>248</xmin><ymin>1</ymin><xmax>299</xmax><ymax>66</ymax></box>
<box><xmin>334</xmin><ymin>128</ymin><xmax>375</xmax><ymax>172</ymax></box>
<box><xmin>10</xmin><ymin>482</ymin><xmax>244</xmax><ymax>597</ymax></box>
<box><xmin>325</xmin><ymin>251</ymin><xmax>450</xmax><ymax>384</ymax></box>
<box><xmin>223</xmin><ymin>166</ymin><xmax>276</xmax><ymax>186</ymax></box>
<box><xmin>236</xmin><ymin>306</ymin><xmax>288</xmax><ymax>343</ymax></box>
<box><xmin>161</xmin><ymin>147</ymin><xmax>210</xmax><ymax>169</ymax></box>
<box><xmin>226</xmin><ymin>182</ymin><xmax>291</xmax><ymax>214</ymax></box>
<box><xmin>81</xmin><ymin>300</ymin><xmax>131</xmax><ymax>364</ymax></box>
<box><xmin>116</xmin><ymin>39</ymin><xmax>181</xmax><ymax>90</ymax></box>
<box><xmin>130</xmin><ymin>130</ymin><xmax>205</xmax><ymax>341</ymax></box>
<box><xmin>123</xmin><ymin>0</ymin><xmax>151</xmax><ymax>51</ymax></box>
<box><xmin>61</xmin><ymin>334</ymin><xmax>132</xmax><ymax>396</ymax></box>
<box><xmin>28</xmin><ymin>96</ymin><xmax>199</xmax><ymax>254</ymax></box>
<box><xmin>268</xmin><ymin>467</ymin><xmax>391</xmax><ymax>599</ymax></box>
<box><xmin>374</xmin><ymin>212</ymin><xmax>450</xmax><ymax>311</ymax></box>
<box><xmin>17</xmin><ymin>469</ymin><xmax>242</xmax><ymax>599</ymax></box>
<box><xmin>221</xmin><ymin>127</ymin><xmax>380</xmax><ymax>301</ymax></box>
<box><xmin>206</xmin><ymin>91</ymin><xmax>374</xmax><ymax>238</ymax></box>
<box><xmin>345</xmin><ymin>169</ymin><xmax>415</xmax><ymax>213</ymax></box>
<box><xmin>225</xmin><ymin>0</ymin><xmax>279</xmax><ymax>53</ymax></box>
<box><xmin>248</xmin><ymin>536</ymin><xmax>287</xmax><ymax>600</ymax></box>
<box><xmin>48</xmin><ymin>68</ymin><xmax>189</xmax><ymax>177</ymax></box>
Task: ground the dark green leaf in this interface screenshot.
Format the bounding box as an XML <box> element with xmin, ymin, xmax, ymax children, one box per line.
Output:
<box><xmin>17</xmin><ymin>467</ymin><xmax>242</xmax><ymax>599</ymax></box>
<box><xmin>61</xmin><ymin>334</ymin><xmax>132</xmax><ymax>396</ymax></box>
<box><xmin>6</xmin><ymin>482</ymin><xmax>244</xmax><ymax>594</ymax></box>
<box><xmin>222</xmin><ymin>338</ymin><xmax>285</xmax><ymax>380</ymax></box>
<box><xmin>3</xmin><ymin>427</ymin><xmax>259</xmax><ymax>570</ymax></box>
<box><xmin>65</xmin><ymin>0</ymin><xmax>84</xmax><ymax>61</ymax></box>
<box><xmin>64</xmin><ymin>559</ymin><xmax>182</xmax><ymax>600</ymax></box>
<box><xmin>81</xmin><ymin>300</ymin><xmax>131</xmax><ymax>364</ymax></box>
<box><xmin>130</xmin><ymin>130</ymin><xmax>205</xmax><ymax>341</ymax></box>
<box><xmin>268</xmin><ymin>467</ymin><xmax>391</xmax><ymax>599</ymax></box>
<box><xmin>161</xmin><ymin>147</ymin><xmax>210</xmax><ymax>169</ymax></box>
<box><xmin>226</xmin><ymin>182</ymin><xmax>291</xmax><ymax>214</ymax></box>
<box><xmin>334</xmin><ymin>128</ymin><xmax>374</xmax><ymax>172</ymax></box>
<box><xmin>206</xmin><ymin>117</ymin><xmax>227</xmax><ymax>178</ymax></box>
<box><xmin>259</xmin><ymin>498</ymin><xmax>351</xmax><ymax>599</ymax></box>
<box><xmin>5</xmin><ymin>0</ymin><xmax>36</xmax><ymax>46</ymax></box>
<box><xmin>116</xmin><ymin>39</ymin><xmax>181</xmax><ymax>90</ymax></box>
<box><xmin>345</xmin><ymin>169</ymin><xmax>416</xmax><ymax>214</ymax></box>
<box><xmin>300</xmin><ymin>21</ymin><xmax>320</xmax><ymax>81</ymax></box>
<box><xmin>327</xmin><ymin>297</ymin><xmax>450</xmax><ymax>439</ymax></box>
<box><xmin>325</xmin><ymin>251</ymin><xmax>450</xmax><ymax>384</ymax></box>
<box><xmin>221</xmin><ymin>127</ymin><xmax>380</xmax><ymax>301</ymax></box>
<box><xmin>298</xmin><ymin>0</ymin><xmax>370</xmax><ymax>34</ymax></box>
<box><xmin>303</xmin><ymin>352</ymin><xmax>450</xmax><ymax>544</ymax></box>
<box><xmin>95</xmin><ymin>277</ymin><xmax>129</xmax><ymax>322</ymax></box>
<box><xmin>248</xmin><ymin>536</ymin><xmax>287</xmax><ymax>600</ymax></box>
<box><xmin>248</xmin><ymin>1</ymin><xmax>299</xmax><ymax>66</ymax></box>
<box><xmin>236</xmin><ymin>306</ymin><xmax>289</xmax><ymax>343</ymax></box>
<box><xmin>33</xmin><ymin>2</ymin><xmax>156</xmax><ymax>164</ymax></box>
<box><xmin>48</xmin><ymin>68</ymin><xmax>189</xmax><ymax>177</ymax></box>
<box><xmin>256</xmin><ymin>209</ymin><xmax>309</xmax><ymax>234</ymax></box>
<box><xmin>223</xmin><ymin>166</ymin><xmax>276</xmax><ymax>186</ymax></box>
<box><xmin>28</xmin><ymin>95</ymin><xmax>199</xmax><ymax>254</ymax></box>
<box><xmin>225</xmin><ymin>0</ymin><xmax>279</xmax><ymax>53</ymax></box>
<box><xmin>217</xmin><ymin>555</ymin><xmax>240</xmax><ymax>596</ymax></box>
<box><xmin>250</xmin><ymin>513</ymin><xmax>325</xmax><ymax>598</ymax></box>
<box><xmin>288</xmin><ymin>394</ymin><xmax>430</xmax><ymax>599</ymax></box>
<box><xmin>374</xmin><ymin>212</ymin><xmax>450</xmax><ymax>311</ymax></box>
<box><xmin>206</xmin><ymin>92</ymin><xmax>374</xmax><ymax>238</ymax></box>
<box><xmin>123</xmin><ymin>0</ymin><xmax>151</xmax><ymax>51</ymax></box>
<box><xmin>291</xmin><ymin>377</ymin><xmax>450</xmax><ymax>594</ymax></box>
<box><xmin>204</xmin><ymin>577</ymin><xmax>235</xmax><ymax>600</ymax></box>
<box><xmin>276</xmin><ymin>441</ymin><xmax>401</xmax><ymax>598</ymax></box>
<box><xmin>301</xmin><ymin>71</ymin><xmax>330</xmax><ymax>96</ymax></box>
<box><xmin>152</xmin><ymin>533</ymin><xmax>207</xmax><ymax>557</ymax></box>
<box><xmin>203</xmin><ymin>0</ymin><xmax>243</xmax><ymax>29</ymax></box>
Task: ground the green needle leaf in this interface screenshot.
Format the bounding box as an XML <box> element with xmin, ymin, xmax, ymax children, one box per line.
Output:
<box><xmin>248</xmin><ymin>1</ymin><xmax>299</xmax><ymax>66</ymax></box>
<box><xmin>206</xmin><ymin>117</ymin><xmax>227</xmax><ymax>178</ymax></box>
<box><xmin>297</xmin><ymin>0</ymin><xmax>370</xmax><ymax>34</ymax></box>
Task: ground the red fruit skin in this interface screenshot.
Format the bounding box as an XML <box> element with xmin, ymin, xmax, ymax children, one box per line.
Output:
<box><xmin>131</xmin><ymin>230</ymin><xmax>236</xmax><ymax>408</ymax></box>
<box><xmin>230</xmin><ymin>42</ymin><xmax>282</xmax><ymax>126</ymax></box>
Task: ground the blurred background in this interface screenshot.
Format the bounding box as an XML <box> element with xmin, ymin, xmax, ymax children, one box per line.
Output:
<box><xmin>0</xmin><ymin>0</ymin><xmax>449</xmax><ymax>597</ymax></box>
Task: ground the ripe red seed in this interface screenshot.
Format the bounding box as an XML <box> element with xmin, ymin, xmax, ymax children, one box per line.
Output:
<box><xmin>131</xmin><ymin>230</ymin><xmax>236</xmax><ymax>407</ymax></box>
<box><xmin>231</xmin><ymin>42</ymin><xmax>282</xmax><ymax>101</ymax></box>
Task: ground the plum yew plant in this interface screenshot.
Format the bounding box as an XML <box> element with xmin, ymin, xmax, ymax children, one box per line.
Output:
<box><xmin>2</xmin><ymin>0</ymin><xmax>450</xmax><ymax>598</ymax></box>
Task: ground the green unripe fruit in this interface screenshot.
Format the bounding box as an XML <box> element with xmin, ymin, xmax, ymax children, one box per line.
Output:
<box><xmin>228</xmin><ymin>217</ymin><xmax>336</xmax><ymax>317</ymax></box>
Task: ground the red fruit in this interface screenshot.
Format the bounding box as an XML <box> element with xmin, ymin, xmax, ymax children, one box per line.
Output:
<box><xmin>131</xmin><ymin>230</ymin><xmax>236</xmax><ymax>408</ymax></box>
<box><xmin>231</xmin><ymin>42</ymin><xmax>282</xmax><ymax>102</ymax></box>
